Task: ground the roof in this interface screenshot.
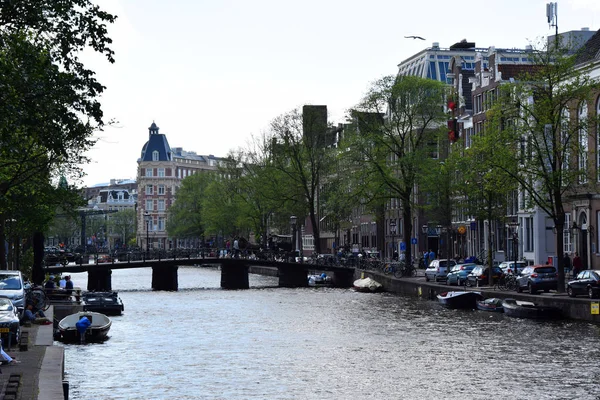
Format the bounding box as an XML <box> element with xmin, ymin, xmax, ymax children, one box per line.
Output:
<box><xmin>497</xmin><ymin>64</ymin><xmax>542</xmax><ymax>80</ymax></box>
<box><xmin>140</xmin><ymin>122</ymin><xmax>172</xmax><ymax>162</ymax></box>
<box><xmin>98</xmin><ymin>189</ymin><xmax>132</xmax><ymax>203</ymax></box>
<box><xmin>575</xmin><ymin>29</ymin><xmax>600</xmax><ymax>65</ymax></box>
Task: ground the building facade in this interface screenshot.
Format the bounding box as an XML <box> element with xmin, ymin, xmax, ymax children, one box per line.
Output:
<box><xmin>136</xmin><ymin>122</ymin><xmax>222</xmax><ymax>250</ymax></box>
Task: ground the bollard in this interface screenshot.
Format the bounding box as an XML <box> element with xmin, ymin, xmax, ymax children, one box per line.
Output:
<box><xmin>63</xmin><ymin>380</ymin><xmax>69</xmax><ymax>400</ymax></box>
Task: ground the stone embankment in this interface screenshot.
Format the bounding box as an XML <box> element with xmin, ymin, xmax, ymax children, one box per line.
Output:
<box><xmin>0</xmin><ymin>306</ymin><xmax>65</xmax><ymax>400</ymax></box>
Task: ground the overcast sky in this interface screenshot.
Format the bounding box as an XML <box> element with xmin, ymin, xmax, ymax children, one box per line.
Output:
<box><xmin>81</xmin><ymin>0</ymin><xmax>600</xmax><ymax>187</ymax></box>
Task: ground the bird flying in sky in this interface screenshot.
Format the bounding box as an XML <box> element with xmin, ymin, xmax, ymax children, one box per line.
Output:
<box><xmin>404</xmin><ymin>35</ymin><xmax>425</xmax><ymax>40</ymax></box>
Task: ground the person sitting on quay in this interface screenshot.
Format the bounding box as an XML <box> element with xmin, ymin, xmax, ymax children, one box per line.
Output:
<box><xmin>44</xmin><ymin>275</ymin><xmax>56</xmax><ymax>295</ymax></box>
<box><xmin>44</xmin><ymin>275</ymin><xmax>65</xmax><ymax>300</ymax></box>
<box><xmin>21</xmin><ymin>304</ymin><xmax>49</xmax><ymax>325</ymax></box>
<box><xmin>65</xmin><ymin>275</ymin><xmax>79</xmax><ymax>302</ymax></box>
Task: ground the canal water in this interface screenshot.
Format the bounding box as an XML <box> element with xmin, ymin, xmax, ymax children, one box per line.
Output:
<box><xmin>62</xmin><ymin>266</ymin><xmax>600</xmax><ymax>400</ymax></box>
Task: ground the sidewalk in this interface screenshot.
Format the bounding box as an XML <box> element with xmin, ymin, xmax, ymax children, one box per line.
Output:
<box><xmin>0</xmin><ymin>306</ymin><xmax>65</xmax><ymax>400</ymax></box>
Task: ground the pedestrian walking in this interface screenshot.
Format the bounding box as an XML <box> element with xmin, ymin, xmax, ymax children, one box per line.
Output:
<box><xmin>429</xmin><ymin>249</ymin><xmax>435</xmax><ymax>262</ymax></box>
<box><xmin>563</xmin><ymin>253</ymin><xmax>572</xmax><ymax>277</ymax></box>
<box><xmin>423</xmin><ymin>251</ymin><xmax>429</xmax><ymax>268</ymax></box>
<box><xmin>572</xmin><ymin>252</ymin><xmax>583</xmax><ymax>278</ymax></box>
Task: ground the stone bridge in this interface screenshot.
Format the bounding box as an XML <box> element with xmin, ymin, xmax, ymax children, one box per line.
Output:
<box><xmin>44</xmin><ymin>257</ymin><xmax>356</xmax><ymax>291</ymax></box>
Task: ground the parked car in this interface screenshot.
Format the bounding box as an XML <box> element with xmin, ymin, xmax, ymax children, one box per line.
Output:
<box><xmin>0</xmin><ymin>297</ymin><xmax>20</xmax><ymax>347</ymax></box>
<box><xmin>465</xmin><ymin>266</ymin><xmax>504</xmax><ymax>287</ymax></box>
<box><xmin>516</xmin><ymin>265</ymin><xmax>558</xmax><ymax>294</ymax></box>
<box><xmin>498</xmin><ymin>261</ymin><xmax>527</xmax><ymax>275</ymax></box>
<box><xmin>446</xmin><ymin>263</ymin><xmax>478</xmax><ymax>286</ymax></box>
<box><xmin>0</xmin><ymin>270</ymin><xmax>25</xmax><ymax>317</ymax></box>
<box><xmin>424</xmin><ymin>259</ymin><xmax>457</xmax><ymax>282</ymax></box>
<box><xmin>567</xmin><ymin>270</ymin><xmax>600</xmax><ymax>299</ymax></box>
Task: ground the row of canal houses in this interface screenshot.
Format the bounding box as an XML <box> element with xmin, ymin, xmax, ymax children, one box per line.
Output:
<box><xmin>371</xmin><ymin>28</ymin><xmax>600</xmax><ymax>269</ymax></box>
<box><xmin>85</xmin><ymin>28</ymin><xmax>600</xmax><ymax>272</ymax></box>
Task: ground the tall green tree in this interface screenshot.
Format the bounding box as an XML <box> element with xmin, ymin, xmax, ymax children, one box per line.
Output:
<box><xmin>108</xmin><ymin>209</ymin><xmax>136</xmax><ymax>248</ymax></box>
<box><xmin>219</xmin><ymin>134</ymin><xmax>289</xmax><ymax>247</ymax></box>
<box><xmin>344</xmin><ymin>75</ymin><xmax>447</xmax><ymax>265</ymax></box>
<box><xmin>0</xmin><ymin>1</ymin><xmax>116</xmax><ymax>282</ymax></box>
<box><xmin>268</xmin><ymin>106</ymin><xmax>336</xmax><ymax>255</ymax></box>
<box><xmin>167</xmin><ymin>173</ymin><xmax>215</xmax><ymax>243</ymax></box>
<box><xmin>486</xmin><ymin>43</ymin><xmax>600</xmax><ymax>291</ymax></box>
<box><xmin>454</xmin><ymin>127</ymin><xmax>518</xmax><ymax>278</ymax></box>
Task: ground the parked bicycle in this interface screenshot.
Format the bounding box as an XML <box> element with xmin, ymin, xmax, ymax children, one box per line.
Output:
<box><xmin>494</xmin><ymin>274</ymin><xmax>518</xmax><ymax>291</ymax></box>
<box><xmin>24</xmin><ymin>283</ymin><xmax>50</xmax><ymax>312</ymax></box>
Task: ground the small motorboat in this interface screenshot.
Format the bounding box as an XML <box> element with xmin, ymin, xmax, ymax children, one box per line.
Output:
<box><xmin>437</xmin><ymin>291</ymin><xmax>483</xmax><ymax>309</ymax></box>
<box><xmin>58</xmin><ymin>311</ymin><xmax>112</xmax><ymax>343</ymax></box>
<box><xmin>502</xmin><ymin>298</ymin><xmax>563</xmax><ymax>320</ymax></box>
<box><xmin>82</xmin><ymin>291</ymin><xmax>124</xmax><ymax>316</ymax></box>
<box><xmin>308</xmin><ymin>273</ymin><xmax>333</xmax><ymax>287</ymax></box>
<box><xmin>353</xmin><ymin>277</ymin><xmax>383</xmax><ymax>293</ymax></box>
<box><xmin>476</xmin><ymin>297</ymin><xmax>504</xmax><ymax>312</ymax></box>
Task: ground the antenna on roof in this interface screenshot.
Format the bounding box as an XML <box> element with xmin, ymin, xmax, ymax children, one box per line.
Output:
<box><xmin>546</xmin><ymin>2</ymin><xmax>558</xmax><ymax>48</ymax></box>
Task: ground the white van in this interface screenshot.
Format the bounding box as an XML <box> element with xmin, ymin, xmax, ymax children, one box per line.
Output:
<box><xmin>0</xmin><ymin>271</ymin><xmax>25</xmax><ymax>316</ymax></box>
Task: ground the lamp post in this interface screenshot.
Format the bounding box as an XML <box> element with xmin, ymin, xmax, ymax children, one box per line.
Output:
<box><xmin>508</xmin><ymin>220</ymin><xmax>519</xmax><ymax>275</ymax></box>
<box><xmin>290</xmin><ymin>215</ymin><xmax>297</xmax><ymax>262</ymax></box>
<box><xmin>389</xmin><ymin>219</ymin><xmax>397</xmax><ymax>260</ymax></box>
<box><xmin>144</xmin><ymin>211</ymin><xmax>150</xmax><ymax>259</ymax></box>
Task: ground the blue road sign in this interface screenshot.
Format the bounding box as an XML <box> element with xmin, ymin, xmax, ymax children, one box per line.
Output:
<box><xmin>400</xmin><ymin>242</ymin><xmax>406</xmax><ymax>251</ymax></box>
<box><xmin>411</xmin><ymin>237</ymin><xmax>418</xmax><ymax>244</ymax></box>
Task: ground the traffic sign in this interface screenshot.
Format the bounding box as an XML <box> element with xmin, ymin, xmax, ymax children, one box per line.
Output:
<box><xmin>411</xmin><ymin>237</ymin><xmax>418</xmax><ymax>244</ymax></box>
<box><xmin>400</xmin><ymin>242</ymin><xmax>406</xmax><ymax>251</ymax></box>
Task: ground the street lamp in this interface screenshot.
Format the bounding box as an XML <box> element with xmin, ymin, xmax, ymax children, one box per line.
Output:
<box><xmin>389</xmin><ymin>219</ymin><xmax>397</xmax><ymax>260</ymax></box>
<box><xmin>508</xmin><ymin>219</ymin><xmax>520</xmax><ymax>275</ymax></box>
<box><xmin>290</xmin><ymin>215</ymin><xmax>297</xmax><ymax>262</ymax></box>
<box><xmin>144</xmin><ymin>211</ymin><xmax>150</xmax><ymax>258</ymax></box>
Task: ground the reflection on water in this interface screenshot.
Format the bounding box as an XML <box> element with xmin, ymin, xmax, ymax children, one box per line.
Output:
<box><xmin>62</xmin><ymin>266</ymin><xmax>600</xmax><ymax>400</ymax></box>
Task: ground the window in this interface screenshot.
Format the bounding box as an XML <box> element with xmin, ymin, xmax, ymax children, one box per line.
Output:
<box><xmin>158</xmin><ymin>185</ymin><xmax>165</xmax><ymax>195</ymax></box>
<box><xmin>145</xmin><ymin>168</ymin><xmax>153</xmax><ymax>177</ymax></box>
<box><xmin>145</xmin><ymin>185</ymin><xmax>153</xmax><ymax>195</ymax></box>
<box><xmin>158</xmin><ymin>168</ymin><xmax>165</xmax><ymax>177</ymax></box>
<box><xmin>158</xmin><ymin>217</ymin><xmax>165</xmax><ymax>231</ymax></box>
<box><xmin>563</xmin><ymin>213</ymin><xmax>573</xmax><ymax>254</ymax></box>
<box><xmin>438</xmin><ymin>61</ymin><xmax>449</xmax><ymax>83</ymax></box>
<box><xmin>152</xmin><ymin>151</ymin><xmax>159</xmax><ymax>161</ymax></box>
<box><xmin>146</xmin><ymin>200</ymin><xmax>153</xmax><ymax>211</ymax></box>
<box><xmin>524</xmin><ymin>217</ymin><xmax>534</xmax><ymax>252</ymax></box>
<box><xmin>428</xmin><ymin>61</ymin><xmax>437</xmax><ymax>80</ymax></box>
<box><xmin>158</xmin><ymin>199</ymin><xmax>165</xmax><ymax>211</ymax></box>
<box><xmin>578</xmin><ymin>102</ymin><xmax>588</xmax><ymax>183</ymax></box>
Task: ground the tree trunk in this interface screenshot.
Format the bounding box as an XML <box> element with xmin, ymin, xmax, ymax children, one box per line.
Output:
<box><xmin>555</xmin><ymin>220</ymin><xmax>566</xmax><ymax>293</ymax></box>
<box><xmin>0</xmin><ymin>218</ymin><xmax>5</xmax><ymax>269</ymax></box>
<box><xmin>32</xmin><ymin>231</ymin><xmax>45</xmax><ymax>285</ymax></box>
<box><xmin>402</xmin><ymin>205</ymin><xmax>412</xmax><ymax>269</ymax></box>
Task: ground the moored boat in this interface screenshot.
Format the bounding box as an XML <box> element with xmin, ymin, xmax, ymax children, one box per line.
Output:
<box><xmin>502</xmin><ymin>298</ymin><xmax>562</xmax><ymax>320</ymax></box>
<box><xmin>353</xmin><ymin>277</ymin><xmax>383</xmax><ymax>292</ymax></box>
<box><xmin>308</xmin><ymin>273</ymin><xmax>333</xmax><ymax>287</ymax></box>
<box><xmin>82</xmin><ymin>291</ymin><xmax>124</xmax><ymax>316</ymax></box>
<box><xmin>437</xmin><ymin>291</ymin><xmax>483</xmax><ymax>309</ymax></box>
<box><xmin>476</xmin><ymin>297</ymin><xmax>504</xmax><ymax>312</ymax></box>
<box><xmin>58</xmin><ymin>311</ymin><xmax>112</xmax><ymax>343</ymax></box>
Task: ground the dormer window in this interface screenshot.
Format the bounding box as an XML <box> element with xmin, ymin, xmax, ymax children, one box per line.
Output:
<box><xmin>152</xmin><ymin>151</ymin><xmax>159</xmax><ymax>161</ymax></box>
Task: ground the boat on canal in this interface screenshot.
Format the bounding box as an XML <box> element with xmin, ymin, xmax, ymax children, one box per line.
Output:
<box><xmin>58</xmin><ymin>311</ymin><xmax>112</xmax><ymax>343</ymax></box>
<box><xmin>308</xmin><ymin>273</ymin><xmax>333</xmax><ymax>287</ymax></box>
<box><xmin>502</xmin><ymin>298</ymin><xmax>563</xmax><ymax>320</ymax></box>
<box><xmin>437</xmin><ymin>291</ymin><xmax>483</xmax><ymax>309</ymax></box>
<box><xmin>476</xmin><ymin>297</ymin><xmax>504</xmax><ymax>312</ymax></box>
<box><xmin>353</xmin><ymin>277</ymin><xmax>383</xmax><ymax>292</ymax></box>
<box><xmin>82</xmin><ymin>291</ymin><xmax>124</xmax><ymax>316</ymax></box>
